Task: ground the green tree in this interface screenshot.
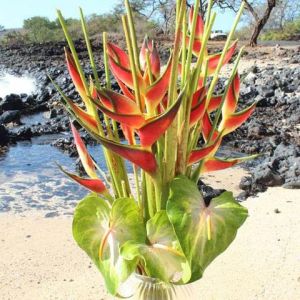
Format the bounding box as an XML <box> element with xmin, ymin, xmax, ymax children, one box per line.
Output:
<box><xmin>23</xmin><ymin>16</ymin><xmax>58</xmax><ymax>43</ymax></box>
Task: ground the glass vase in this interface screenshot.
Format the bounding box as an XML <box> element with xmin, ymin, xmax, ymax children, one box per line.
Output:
<box><xmin>117</xmin><ymin>274</ymin><xmax>197</xmax><ymax>300</ymax></box>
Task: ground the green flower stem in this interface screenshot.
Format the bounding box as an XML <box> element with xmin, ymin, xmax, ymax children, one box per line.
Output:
<box><xmin>121</xmin><ymin>180</ymin><xmax>128</xmax><ymax>197</ymax></box>
<box><xmin>141</xmin><ymin>171</ymin><xmax>149</xmax><ymax>221</ymax></box>
<box><xmin>177</xmin><ymin>0</ymin><xmax>201</xmax><ymax>174</ymax></box>
<box><xmin>133</xmin><ymin>165</ymin><xmax>141</xmax><ymax>207</ymax></box>
<box><xmin>207</xmin><ymin>47</ymin><xmax>244</xmax><ymax>141</ymax></box>
<box><xmin>204</xmin><ymin>0</ymin><xmax>213</xmax><ymax>32</ymax></box>
<box><xmin>102</xmin><ymin>31</ymin><xmax>130</xmax><ymax>195</ymax></box>
<box><xmin>191</xmin><ymin>47</ymin><xmax>244</xmax><ymax>182</ymax></box>
<box><xmin>192</xmin><ymin>12</ymin><xmax>216</xmax><ymax>93</ymax></box>
<box><xmin>103</xmin><ymin>32</ymin><xmax>120</xmax><ymax>139</ymax></box>
<box><xmin>57</xmin><ymin>10</ymin><xmax>93</xmax><ymax>113</ymax></box>
<box><xmin>80</xmin><ymin>10</ymin><xmax>114</xmax><ymax>139</ymax></box>
<box><xmin>204</xmin><ymin>2</ymin><xmax>244</xmax><ymax>112</ymax></box>
<box><xmin>145</xmin><ymin>49</ymin><xmax>154</xmax><ymax>84</ymax></box>
<box><xmin>145</xmin><ymin>49</ymin><xmax>155</xmax><ymax>116</ymax></box>
<box><xmin>187</xmin><ymin>58</ymin><xmax>208</xmax><ymax>160</ymax></box>
<box><xmin>164</xmin><ymin>0</ymin><xmax>185</xmax><ymax>190</ymax></box>
<box><xmin>50</xmin><ymin>76</ymin><xmax>123</xmax><ymax>197</ymax></box>
<box><xmin>122</xmin><ymin>15</ymin><xmax>143</xmax><ymax>203</ymax></box>
<box><xmin>122</xmin><ymin>15</ymin><xmax>143</xmax><ymax>111</ymax></box>
<box><xmin>79</xmin><ymin>9</ymin><xmax>131</xmax><ymax>196</ymax></box>
<box><xmin>79</xmin><ymin>8</ymin><xmax>100</xmax><ymax>88</ymax></box>
<box><xmin>125</xmin><ymin>0</ymin><xmax>141</xmax><ymax>72</ymax></box>
<box><xmin>180</xmin><ymin>8</ymin><xmax>187</xmax><ymax>88</ymax></box>
<box><xmin>190</xmin><ymin>2</ymin><xmax>244</xmax><ymax>182</ymax></box>
<box><xmin>183</xmin><ymin>0</ymin><xmax>200</xmax><ymax>82</ymax></box>
<box><xmin>103</xmin><ymin>32</ymin><xmax>111</xmax><ymax>89</ymax></box>
<box><xmin>145</xmin><ymin>174</ymin><xmax>155</xmax><ymax>217</ymax></box>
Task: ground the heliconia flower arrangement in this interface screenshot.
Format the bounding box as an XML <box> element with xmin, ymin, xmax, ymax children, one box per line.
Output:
<box><xmin>53</xmin><ymin>0</ymin><xmax>257</xmax><ymax>298</ymax></box>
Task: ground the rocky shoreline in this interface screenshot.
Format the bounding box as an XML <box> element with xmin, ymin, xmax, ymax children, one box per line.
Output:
<box><xmin>0</xmin><ymin>40</ymin><xmax>299</xmax><ymax>199</ymax></box>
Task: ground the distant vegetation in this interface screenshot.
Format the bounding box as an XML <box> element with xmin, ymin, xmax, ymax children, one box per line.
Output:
<box><xmin>235</xmin><ymin>17</ymin><xmax>300</xmax><ymax>42</ymax></box>
<box><xmin>0</xmin><ymin>13</ymin><xmax>157</xmax><ymax>46</ymax></box>
<box><xmin>260</xmin><ymin>18</ymin><xmax>300</xmax><ymax>41</ymax></box>
<box><xmin>0</xmin><ymin>0</ymin><xmax>299</xmax><ymax>47</ymax></box>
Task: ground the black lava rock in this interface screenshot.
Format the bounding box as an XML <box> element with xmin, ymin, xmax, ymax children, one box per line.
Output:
<box><xmin>0</xmin><ymin>124</ymin><xmax>9</xmax><ymax>145</ymax></box>
<box><xmin>198</xmin><ymin>180</ymin><xmax>226</xmax><ymax>206</ymax></box>
<box><xmin>0</xmin><ymin>110</ymin><xmax>21</xmax><ymax>125</ymax></box>
<box><xmin>0</xmin><ymin>94</ymin><xmax>25</xmax><ymax>111</ymax></box>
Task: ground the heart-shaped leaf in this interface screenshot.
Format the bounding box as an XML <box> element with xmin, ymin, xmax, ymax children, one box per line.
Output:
<box><xmin>73</xmin><ymin>194</ymin><xmax>146</xmax><ymax>295</ymax></box>
<box><xmin>121</xmin><ymin>211</ymin><xmax>190</xmax><ymax>283</ymax></box>
<box><xmin>167</xmin><ymin>175</ymin><xmax>248</xmax><ymax>282</ymax></box>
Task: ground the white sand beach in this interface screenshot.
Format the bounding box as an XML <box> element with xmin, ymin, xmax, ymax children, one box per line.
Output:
<box><xmin>0</xmin><ymin>168</ymin><xmax>299</xmax><ymax>300</ymax></box>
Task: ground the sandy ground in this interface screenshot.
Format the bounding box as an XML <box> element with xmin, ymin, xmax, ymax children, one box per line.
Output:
<box><xmin>0</xmin><ymin>168</ymin><xmax>299</xmax><ymax>300</ymax></box>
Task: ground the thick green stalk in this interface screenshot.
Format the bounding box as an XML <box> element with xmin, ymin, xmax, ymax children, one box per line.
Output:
<box><xmin>177</xmin><ymin>0</ymin><xmax>201</xmax><ymax>174</ymax></box>
<box><xmin>122</xmin><ymin>15</ymin><xmax>143</xmax><ymax>203</ymax></box>
<box><xmin>80</xmin><ymin>10</ymin><xmax>114</xmax><ymax>138</ymax></box>
<box><xmin>145</xmin><ymin>174</ymin><xmax>155</xmax><ymax>217</ymax></box>
<box><xmin>124</xmin><ymin>0</ymin><xmax>141</xmax><ymax>72</ymax></box>
<box><xmin>204</xmin><ymin>0</ymin><xmax>213</xmax><ymax>32</ymax></box>
<box><xmin>122</xmin><ymin>15</ymin><xmax>143</xmax><ymax>110</ymax></box>
<box><xmin>164</xmin><ymin>0</ymin><xmax>185</xmax><ymax>189</ymax></box>
<box><xmin>79</xmin><ymin>9</ymin><xmax>130</xmax><ymax>196</ymax></box>
<box><xmin>145</xmin><ymin>49</ymin><xmax>154</xmax><ymax>84</ymax></box>
<box><xmin>183</xmin><ymin>0</ymin><xmax>200</xmax><ymax>82</ymax></box>
<box><xmin>79</xmin><ymin>8</ymin><xmax>100</xmax><ymax>87</ymax></box>
<box><xmin>103</xmin><ymin>32</ymin><xmax>111</xmax><ymax>89</ymax></box>
<box><xmin>57</xmin><ymin>10</ymin><xmax>93</xmax><ymax>113</ymax></box>
<box><xmin>103</xmin><ymin>32</ymin><xmax>122</xmax><ymax>140</ymax></box>
<box><xmin>204</xmin><ymin>2</ymin><xmax>245</xmax><ymax>111</ymax></box>
<box><xmin>192</xmin><ymin>12</ymin><xmax>216</xmax><ymax>93</ymax></box>
<box><xmin>145</xmin><ymin>49</ymin><xmax>155</xmax><ymax>115</ymax></box>
<box><xmin>180</xmin><ymin>8</ymin><xmax>187</xmax><ymax>87</ymax></box>
<box><xmin>187</xmin><ymin>60</ymin><xmax>208</xmax><ymax>161</ymax></box>
<box><xmin>191</xmin><ymin>47</ymin><xmax>244</xmax><ymax>182</ymax></box>
<box><xmin>208</xmin><ymin>47</ymin><xmax>244</xmax><ymax>141</ymax></box>
<box><xmin>50</xmin><ymin>76</ymin><xmax>123</xmax><ymax>197</ymax></box>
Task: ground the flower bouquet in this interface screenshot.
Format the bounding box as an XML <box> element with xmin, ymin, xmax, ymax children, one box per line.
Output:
<box><xmin>53</xmin><ymin>0</ymin><xmax>257</xmax><ymax>298</ymax></box>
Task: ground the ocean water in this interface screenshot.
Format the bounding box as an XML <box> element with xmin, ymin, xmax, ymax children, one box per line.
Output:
<box><xmin>0</xmin><ymin>73</ymin><xmax>108</xmax><ymax>215</ymax></box>
<box><xmin>0</xmin><ymin>72</ymin><xmax>37</xmax><ymax>98</ymax></box>
<box><xmin>0</xmin><ymin>73</ymin><xmax>245</xmax><ymax>215</ymax></box>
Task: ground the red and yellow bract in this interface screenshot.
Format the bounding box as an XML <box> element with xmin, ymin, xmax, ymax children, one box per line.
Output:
<box><xmin>56</xmin><ymin>0</ymin><xmax>256</xmax><ymax>211</ymax></box>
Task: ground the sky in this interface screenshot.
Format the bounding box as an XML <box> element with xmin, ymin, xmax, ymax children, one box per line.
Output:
<box><xmin>0</xmin><ymin>0</ymin><xmax>237</xmax><ymax>32</ymax></box>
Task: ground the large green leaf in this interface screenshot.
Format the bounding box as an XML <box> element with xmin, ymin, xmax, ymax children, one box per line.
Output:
<box><xmin>121</xmin><ymin>211</ymin><xmax>191</xmax><ymax>283</ymax></box>
<box><xmin>72</xmin><ymin>193</ymin><xmax>146</xmax><ymax>295</ymax></box>
<box><xmin>167</xmin><ymin>175</ymin><xmax>248</xmax><ymax>282</ymax></box>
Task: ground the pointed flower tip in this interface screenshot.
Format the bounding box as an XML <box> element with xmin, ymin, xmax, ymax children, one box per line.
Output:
<box><xmin>58</xmin><ymin>164</ymin><xmax>107</xmax><ymax>194</ymax></box>
<box><xmin>96</xmin><ymin>135</ymin><xmax>157</xmax><ymax>174</ymax></box>
<box><xmin>70</xmin><ymin>123</ymin><xmax>98</xmax><ymax>179</ymax></box>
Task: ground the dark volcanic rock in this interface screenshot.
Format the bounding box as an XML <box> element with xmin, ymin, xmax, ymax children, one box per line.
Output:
<box><xmin>51</xmin><ymin>137</ymin><xmax>77</xmax><ymax>157</ymax></box>
<box><xmin>239</xmin><ymin>143</ymin><xmax>300</xmax><ymax>198</ymax></box>
<box><xmin>198</xmin><ymin>180</ymin><xmax>226</xmax><ymax>205</ymax></box>
<box><xmin>9</xmin><ymin>126</ymin><xmax>33</xmax><ymax>141</ymax></box>
<box><xmin>0</xmin><ymin>124</ymin><xmax>9</xmax><ymax>145</ymax></box>
<box><xmin>1</xmin><ymin>40</ymin><xmax>299</xmax><ymax>200</ymax></box>
<box><xmin>0</xmin><ymin>94</ymin><xmax>25</xmax><ymax>111</ymax></box>
<box><xmin>0</xmin><ymin>110</ymin><xmax>21</xmax><ymax>124</ymax></box>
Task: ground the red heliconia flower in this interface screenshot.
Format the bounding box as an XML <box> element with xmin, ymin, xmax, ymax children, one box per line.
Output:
<box><xmin>188</xmin><ymin>70</ymin><xmax>257</xmax><ymax>174</ymax></box>
<box><xmin>93</xmin><ymin>88</ymin><xmax>184</xmax><ymax>149</ymax></box>
<box><xmin>59</xmin><ymin>124</ymin><xmax>109</xmax><ymax>196</ymax></box>
<box><xmin>65</xmin><ymin>48</ymin><xmax>94</xmax><ymax>114</ymax></box>
<box><xmin>201</xmin><ymin>155</ymin><xmax>258</xmax><ymax>173</ymax></box>
<box><xmin>107</xmin><ymin>41</ymin><xmax>172</xmax><ymax>112</ymax></box>
<box><xmin>206</xmin><ymin>41</ymin><xmax>238</xmax><ymax>75</ymax></box>
<box><xmin>94</xmin><ymin>133</ymin><xmax>158</xmax><ymax>174</ymax></box>
<box><xmin>188</xmin><ymin>135</ymin><xmax>222</xmax><ymax>165</ymax></box>
<box><xmin>140</xmin><ymin>36</ymin><xmax>161</xmax><ymax>79</ymax></box>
